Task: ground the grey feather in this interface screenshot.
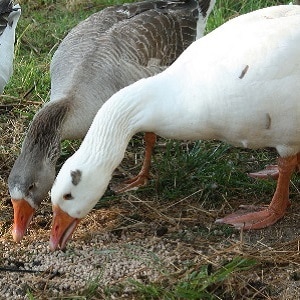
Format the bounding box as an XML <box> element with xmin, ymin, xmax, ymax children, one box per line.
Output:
<box><xmin>8</xmin><ymin>0</ymin><xmax>214</xmax><ymax>208</ymax></box>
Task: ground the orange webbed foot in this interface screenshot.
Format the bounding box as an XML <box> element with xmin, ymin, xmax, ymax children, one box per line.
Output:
<box><xmin>215</xmin><ymin>203</ymin><xmax>290</xmax><ymax>230</ymax></box>
<box><xmin>248</xmin><ymin>165</ymin><xmax>279</xmax><ymax>180</ymax></box>
<box><xmin>217</xmin><ymin>155</ymin><xmax>297</xmax><ymax>230</ymax></box>
<box><xmin>115</xmin><ymin>174</ymin><xmax>149</xmax><ymax>193</ymax></box>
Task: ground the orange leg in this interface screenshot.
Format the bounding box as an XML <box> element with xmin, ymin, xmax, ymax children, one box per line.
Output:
<box><xmin>216</xmin><ymin>155</ymin><xmax>297</xmax><ymax>230</ymax></box>
<box><xmin>116</xmin><ymin>132</ymin><xmax>156</xmax><ymax>193</ymax></box>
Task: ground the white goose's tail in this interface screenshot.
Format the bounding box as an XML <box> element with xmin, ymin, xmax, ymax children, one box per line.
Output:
<box><xmin>0</xmin><ymin>0</ymin><xmax>21</xmax><ymax>94</ymax></box>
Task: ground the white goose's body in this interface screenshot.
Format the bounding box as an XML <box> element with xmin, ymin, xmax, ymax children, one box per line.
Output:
<box><xmin>50</xmin><ymin>5</ymin><xmax>300</xmax><ymax>250</ymax></box>
<box><xmin>149</xmin><ymin>25</ymin><xmax>300</xmax><ymax>153</ymax></box>
<box><xmin>0</xmin><ymin>0</ymin><xmax>21</xmax><ymax>93</ymax></box>
<box><xmin>8</xmin><ymin>0</ymin><xmax>215</xmax><ymax>243</ymax></box>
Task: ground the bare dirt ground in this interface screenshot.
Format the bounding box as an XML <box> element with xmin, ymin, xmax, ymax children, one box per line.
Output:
<box><xmin>0</xmin><ymin>191</ymin><xmax>299</xmax><ymax>299</ymax></box>
<box><xmin>0</xmin><ymin>107</ymin><xmax>300</xmax><ymax>299</ymax></box>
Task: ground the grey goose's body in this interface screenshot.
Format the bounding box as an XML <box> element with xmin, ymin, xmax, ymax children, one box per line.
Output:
<box><xmin>8</xmin><ymin>0</ymin><xmax>215</xmax><ymax>242</ymax></box>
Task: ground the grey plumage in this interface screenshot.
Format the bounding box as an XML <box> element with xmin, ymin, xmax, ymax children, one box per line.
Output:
<box><xmin>8</xmin><ymin>0</ymin><xmax>214</xmax><ymax>215</ymax></box>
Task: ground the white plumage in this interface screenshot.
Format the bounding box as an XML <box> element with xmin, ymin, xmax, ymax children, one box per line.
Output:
<box><xmin>8</xmin><ymin>0</ymin><xmax>215</xmax><ymax>243</ymax></box>
<box><xmin>0</xmin><ymin>0</ymin><xmax>20</xmax><ymax>94</ymax></box>
<box><xmin>50</xmin><ymin>5</ymin><xmax>300</xmax><ymax>250</ymax></box>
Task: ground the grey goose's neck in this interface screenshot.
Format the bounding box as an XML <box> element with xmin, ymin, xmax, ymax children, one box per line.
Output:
<box><xmin>22</xmin><ymin>100</ymin><xmax>69</xmax><ymax>162</ymax></box>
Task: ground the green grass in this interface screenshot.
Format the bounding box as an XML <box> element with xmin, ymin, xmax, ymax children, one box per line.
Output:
<box><xmin>150</xmin><ymin>140</ymin><xmax>277</xmax><ymax>204</ymax></box>
<box><xmin>206</xmin><ymin>0</ymin><xmax>287</xmax><ymax>32</ymax></box>
<box><xmin>128</xmin><ymin>257</ymin><xmax>257</xmax><ymax>299</ymax></box>
<box><xmin>1</xmin><ymin>0</ymin><xmax>297</xmax><ymax>299</ymax></box>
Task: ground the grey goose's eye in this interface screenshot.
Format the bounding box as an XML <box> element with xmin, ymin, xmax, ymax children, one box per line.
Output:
<box><xmin>63</xmin><ymin>193</ymin><xmax>74</xmax><ymax>200</ymax></box>
<box><xmin>28</xmin><ymin>183</ymin><xmax>35</xmax><ymax>192</ymax></box>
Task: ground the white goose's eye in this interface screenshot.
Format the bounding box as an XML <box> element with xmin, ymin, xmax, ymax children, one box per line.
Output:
<box><xmin>63</xmin><ymin>193</ymin><xmax>74</xmax><ymax>200</ymax></box>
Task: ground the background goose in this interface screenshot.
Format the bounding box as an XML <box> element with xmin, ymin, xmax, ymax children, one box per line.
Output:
<box><xmin>8</xmin><ymin>0</ymin><xmax>215</xmax><ymax>243</ymax></box>
<box><xmin>49</xmin><ymin>4</ymin><xmax>300</xmax><ymax>251</ymax></box>
<box><xmin>0</xmin><ymin>0</ymin><xmax>21</xmax><ymax>94</ymax></box>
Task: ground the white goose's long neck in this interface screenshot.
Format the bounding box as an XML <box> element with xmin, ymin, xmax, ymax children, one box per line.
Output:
<box><xmin>78</xmin><ymin>77</ymin><xmax>155</xmax><ymax>174</ymax></box>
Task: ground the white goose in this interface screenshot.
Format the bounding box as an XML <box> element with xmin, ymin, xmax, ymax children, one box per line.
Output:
<box><xmin>8</xmin><ymin>0</ymin><xmax>215</xmax><ymax>243</ymax></box>
<box><xmin>0</xmin><ymin>0</ymin><xmax>21</xmax><ymax>94</ymax></box>
<box><xmin>49</xmin><ymin>5</ymin><xmax>300</xmax><ymax>251</ymax></box>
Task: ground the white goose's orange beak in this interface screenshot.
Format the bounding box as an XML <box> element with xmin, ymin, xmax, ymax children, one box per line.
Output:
<box><xmin>11</xmin><ymin>199</ymin><xmax>35</xmax><ymax>243</ymax></box>
<box><xmin>49</xmin><ymin>205</ymin><xmax>81</xmax><ymax>251</ymax></box>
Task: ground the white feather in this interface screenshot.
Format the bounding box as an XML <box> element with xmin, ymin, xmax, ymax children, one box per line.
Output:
<box><xmin>51</xmin><ymin>5</ymin><xmax>300</xmax><ymax>219</ymax></box>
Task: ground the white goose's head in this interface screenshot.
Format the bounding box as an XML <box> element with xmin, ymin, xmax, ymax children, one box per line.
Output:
<box><xmin>49</xmin><ymin>155</ymin><xmax>111</xmax><ymax>251</ymax></box>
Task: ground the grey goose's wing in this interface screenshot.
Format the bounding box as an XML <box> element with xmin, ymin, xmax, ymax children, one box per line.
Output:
<box><xmin>50</xmin><ymin>0</ymin><xmax>214</xmax><ymax>97</ymax></box>
<box><xmin>109</xmin><ymin>0</ymin><xmax>205</xmax><ymax>73</ymax></box>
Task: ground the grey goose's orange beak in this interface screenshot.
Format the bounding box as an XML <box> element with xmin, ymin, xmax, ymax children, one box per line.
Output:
<box><xmin>11</xmin><ymin>199</ymin><xmax>35</xmax><ymax>243</ymax></box>
<box><xmin>49</xmin><ymin>205</ymin><xmax>81</xmax><ymax>251</ymax></box>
